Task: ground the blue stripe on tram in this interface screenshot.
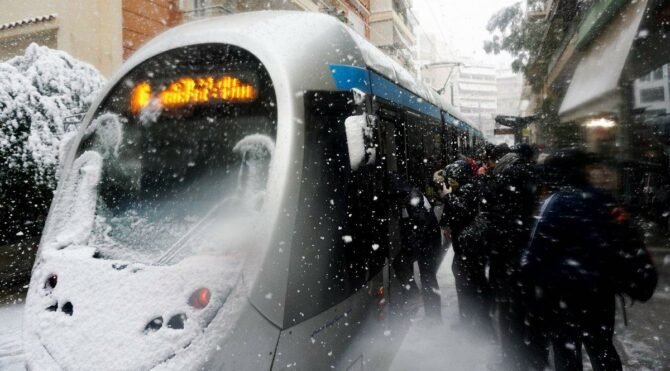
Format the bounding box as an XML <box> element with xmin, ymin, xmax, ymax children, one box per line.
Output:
<box><xmin>328</xmin><ymin>64</ymin><xmax>371</xmax><ymax>93</ymax></box>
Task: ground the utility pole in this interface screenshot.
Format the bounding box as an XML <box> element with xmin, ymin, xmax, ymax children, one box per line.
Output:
<box><xmin>420</xmin><ymin>61</ymin><xmax>463</xmax><ymax>106</ymax></box>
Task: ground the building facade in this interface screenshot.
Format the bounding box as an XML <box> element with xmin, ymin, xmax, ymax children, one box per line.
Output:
<box><xmin>122</xmin><ymin>0</ymin><xmax>182</xmax><ymax>60</ymax></box>
<box><xmin>522</xmin><ymin>0</ymin><xmax>670</xmax><ymax>213</ymax></box>
<box><xmin>634</xmin><ymin>63</ymin><xmax>670</xmax><ymax>116</ymax></box>
<box><xmin>369</xmin><ymin>0</ymin><xmax>416</xmax><ymax>71</ymax></box>
<box><xmin>0</xmin><ymin>0</ymin><xmax>371</xmax><ymax>77</ymax></box>
<box><xmin>453</xmin><ymin>64</ymin><xmax>498</xmax><ymax>138</ymax></box>
<box><xmin>0</xmin><ymin>0</ymin><xmax>124</xmax><ymax>77</ymax></box>
<box><xmin>495</xmin><ymin>69</ymin><xmax>523</xmax><ymax>144</ymax></box>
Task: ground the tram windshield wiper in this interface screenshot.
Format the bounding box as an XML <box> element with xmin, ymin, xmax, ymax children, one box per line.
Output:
<box><xmin>155</xmin><ymin>199</ymin><xmax>232</xmax><ymax>265</ymax></box>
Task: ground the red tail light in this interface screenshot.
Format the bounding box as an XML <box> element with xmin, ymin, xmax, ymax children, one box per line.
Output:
<box><xmin>189</xmin><ymin>288</ymin><xmax>210</xmax><ymax>309</ymax></box>
<box><xmin>376</xmin><ymin>286</ymin><xmax>386</xmax><ymax>321</ymax></box>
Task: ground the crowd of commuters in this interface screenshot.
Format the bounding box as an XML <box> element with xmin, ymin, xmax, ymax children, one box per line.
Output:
<box><xmin>394</xmin><ymin>143</ymin><xmax>659</xmax><ymax>371</ymax></box>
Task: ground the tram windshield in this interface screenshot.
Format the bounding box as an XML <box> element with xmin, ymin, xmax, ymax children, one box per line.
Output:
<box><xmin>70</xmin><ymin>44</ymin><xmax>277</xmax><ymax>264</ymax></box>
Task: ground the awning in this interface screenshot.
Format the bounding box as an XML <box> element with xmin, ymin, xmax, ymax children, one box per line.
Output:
<box><xmin>558</xmin><ymin>0</ymin><xmax>648</xmax><ymax>122</ymax></box>
<box><xmin>495</xmin><ymin>115</ymin><xmax>536</xmax><ymax>129</ymax></box>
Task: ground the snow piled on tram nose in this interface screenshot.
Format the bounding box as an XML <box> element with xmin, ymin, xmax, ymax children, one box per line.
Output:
<box><xmin>23</xmin><ymin>248</ymin><xmax>243</xmax><ymax>371</ymax></box>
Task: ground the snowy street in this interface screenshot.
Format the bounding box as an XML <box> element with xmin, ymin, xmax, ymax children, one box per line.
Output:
<box><xmin>391</xmin><ymin>248</ymin><xmax>670</xmax><ymax>371</ymax></box>
<box><xmin>2</xmin><ymin>247</ymin><xmax>668</xmax><ymax>370</ymax></box>
<box><xmin>0</xmin><ymin>303</ymin><xmax>25</xmax><ymax>371</ymax></box>
<box><xmin>2</xmin><ymin>1</ymin><xmax>670</xmax><ymax>370</ymax></box>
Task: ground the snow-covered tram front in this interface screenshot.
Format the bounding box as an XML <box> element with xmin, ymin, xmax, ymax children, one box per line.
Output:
<box><xmin>24</xmin><ymin>43</ymin><xmax>280</xmax><ymax>370</ymax></box>
<box><xmin>24</xmin><ymin>11</ymin><xmax>424</xmax><ymax>371</ymax></box>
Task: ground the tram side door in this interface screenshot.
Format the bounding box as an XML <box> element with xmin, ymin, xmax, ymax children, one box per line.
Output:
<box><xmin>376</xmin><ymin>106</ymin><xmax>408</xmax><ymax>293</ymax></box>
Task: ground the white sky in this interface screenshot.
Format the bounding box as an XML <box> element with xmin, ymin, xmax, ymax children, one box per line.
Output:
<box><xmin>412</xmin><ymin>0</ymin><xmax>521</xmax><ymax>69</ymax></box>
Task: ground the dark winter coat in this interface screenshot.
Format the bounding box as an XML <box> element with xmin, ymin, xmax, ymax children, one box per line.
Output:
<box><xmin>440</xmin><ymin>182</ymin><xmax>479</xmax><ymax>254</ymax></box>
<box><xmin>401</xmin><ymin>188</ymin><xmax>440</xmax><ymax>252</ymax></box>
<box><xmin>521</xmin><ymin>186</ymin><xmax>657</xmax><ymax>301</ymax></box>
<box><xmin>488</xmin><ymin>153</ymin><xmax>539</xmax><ymax>243</ymax></box>
<box><xmin>470</xmin><ymin>153</ymin><xmax>539</xmax><ymax>289</ymax></box>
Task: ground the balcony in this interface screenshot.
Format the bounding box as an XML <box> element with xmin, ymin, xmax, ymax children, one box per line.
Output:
<box><xmin>527</xmin><ymin>0</ymin><xmax>551</xmax><ymax>21</ymax></box>
<box><xmin>183</xmin><ymin>5</ymin><xmax>233</xmax><ymax>21</ymax></box>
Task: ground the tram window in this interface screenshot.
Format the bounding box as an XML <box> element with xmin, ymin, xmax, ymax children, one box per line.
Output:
<box><xmin>406</xmin><ymin>115</ymin><xmax>430</xmax><ymax>189</ymax></box>
<box><xmin>445</xmin><ymin>126</ymin><xmax>458</xmax><ymax>162</ymax></box>
<box><xmin>427</xmin><ymin>123</ymin><xmax>445</xmax><ymax>171</ymax></box>
<box><xmin>71</xmin><ymin>44</ymin><xmax>277</xmax><ymax>264</ymax></box>
<box><xmin>401</xmin><ymin>114</ymin><xmax>446</xmax><ymax>196</ymax></box>
<box><xmin>285</xmin><ymin>92</ymin><xmax>388</xmax><ymax>321</ymax></box>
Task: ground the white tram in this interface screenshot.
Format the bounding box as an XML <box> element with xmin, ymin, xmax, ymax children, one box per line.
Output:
<box><xmin>24</xmin><ymin>11</ymin><xmax>484</xmax><ymax>370</ymax></box>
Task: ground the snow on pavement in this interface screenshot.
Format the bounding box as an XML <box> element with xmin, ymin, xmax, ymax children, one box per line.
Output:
<box><xmin>391</xmin><ymin>249</ymin><xmax>670</xmax><ymax>371</ymax></box>
<box><xmin>1</xmin><ymin>248</ymin><xmax>668</xmax><ymax>370</ymax></box>
<box><xmin>390</xmin><ymin>248</ymin><xmax>498</xmax><ymax>371</ymax></box>
<box><xmin>0</xmin><ymin>303</ymin><xmax>25</xmax><ymax>371</ymax></box>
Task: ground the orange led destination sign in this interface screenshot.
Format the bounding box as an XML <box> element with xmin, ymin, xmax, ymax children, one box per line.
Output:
<box><xmin>130</xmin><ymin>75</ymin><xmax>257</xmax><ymax>113</ymax></box>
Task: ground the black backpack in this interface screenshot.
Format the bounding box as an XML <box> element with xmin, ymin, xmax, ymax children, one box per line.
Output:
<box><xmin>610</xmin><ymin>210</ymin><xmax>658</xmax><ymax>302</ymax></box>
<box><xmin>524</xmin><ymin>190</ymin><xmax>658</xmax><ymax>302</ymax></box>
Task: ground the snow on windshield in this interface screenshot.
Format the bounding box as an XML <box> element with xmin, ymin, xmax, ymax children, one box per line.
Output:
<box><xmin>46</xmin><ymin>127</ymin><xmax>275</xmax><ymax>265</ymax></box>
<box><xmin>27</xmin><ymin>125</ymin><xmax>274</xmax><ymax>370</ymax></box>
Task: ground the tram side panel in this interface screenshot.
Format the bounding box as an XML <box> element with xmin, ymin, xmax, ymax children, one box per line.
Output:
<box><xmin>404</xmin><ymin>112</ymin><xmax>445</xmax><ymax>197</ymax></box>
<box><xmin>271</xmin><ymin>92</ymin><xmax>392</xmax><ymax>369</ymax></box>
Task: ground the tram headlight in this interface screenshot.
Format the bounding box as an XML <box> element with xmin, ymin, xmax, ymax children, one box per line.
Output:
<box><xmin>188</xmin><ymin>287</ymin><xmax>211</xmax><ymax>309</ymax></box>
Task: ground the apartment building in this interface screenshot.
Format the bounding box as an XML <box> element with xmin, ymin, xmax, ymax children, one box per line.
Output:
<box><xmin>0</xmin><ymin>0</ymin><xmax>124</xmax><ymax>76</ymax></box>
<box><xmin>179</xmin><ymin>0</ymin><xmax>370</xmax><ymax>38</ymax></box>
<box><xmin>369</xmin><ymin>0</ymin><xmax>416</xmax><ymax>71</ymax></box>
<box><xmin>453</xmin><ymin>64</ymin><xmax>498</xmax><ymax>138</ymax></box>
<box><xmin>0</xmin><ymin>0</ymin><xmax>370</xmax><ymax>77</ymax></box>
<box><xmin>634</xmin><ymin>64</ymin><xmax>670</xmax><ymax>116</ymax></box>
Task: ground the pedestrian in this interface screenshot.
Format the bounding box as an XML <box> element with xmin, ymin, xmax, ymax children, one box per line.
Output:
<box><xmin>434</xmin><ymin>160</ymin><xmax>489</xmax><ymax>330</ymax></box>
<box><xmin>390</xmin><ymin>174</ymin><xmax>445</xmax><ymax>321</ymax></box>
<box><xmin>475</xmin><ymin>143</ymin><xmax>496</xmax><ymax>175</ymax></box>
<box><xmin>521</xmin><ymin>148</ymin><xmax>658</xmax><ymax>371</ymax></box>
<box><xmin>481</xmin><ymin>143</ymin><xmax>546</xmax><ymax>370</ymax></box>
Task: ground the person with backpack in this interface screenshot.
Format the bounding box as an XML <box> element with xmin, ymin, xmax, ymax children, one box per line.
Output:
<box><xmin>476</xmin><ymin>144</ymin><xmax>546</xmax><ymax>370</ymax></box>
<box><xmin>389</xmin><ymin>174</ymin><xmax>445</xmax><ymax>321</ymax></box>
<box><xmin>521</xmin><ymin>149</ymin><xmax>658</xmax><ymax>371</ymax></box>
<box><xmin>434</xmin><ymin>159</ymin><xmax>490</xmax><ymax>330</ymax></box>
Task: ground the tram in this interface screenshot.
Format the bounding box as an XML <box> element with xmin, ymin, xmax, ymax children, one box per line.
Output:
<box><xmin>24</xmin><ymin>11</ymin><xmax>484</xmax><ymax>370</ymax></box>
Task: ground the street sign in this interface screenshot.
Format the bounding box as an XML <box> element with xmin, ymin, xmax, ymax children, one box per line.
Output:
<box><xmin>494</xmin><ymin>128</ymin><xmax>515</xmax><ymax>135</ymax></box>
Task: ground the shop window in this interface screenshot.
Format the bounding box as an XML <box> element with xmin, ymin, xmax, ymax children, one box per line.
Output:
<box><xmin>653</xmin><ymin>67</ymin><xmax>664</xmax><ymax>80</ymax></box>
<box><xmin>640</xmin><ymin>87</ymin><xmax>665</xmax><ymax>103</ymax></box>
<box><xmin>645</xmin><ymin>109</ymin><xmax>667</xmax><ymax>116</ymax></box>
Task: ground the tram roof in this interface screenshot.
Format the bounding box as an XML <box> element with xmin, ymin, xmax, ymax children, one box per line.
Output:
<box><xmin>114</xmin><ymin>11</ymin><xmax>458</xmax><ymax>119</ymax></box>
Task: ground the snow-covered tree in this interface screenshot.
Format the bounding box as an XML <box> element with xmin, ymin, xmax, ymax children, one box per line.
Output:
<box><xmin>0</xmin><ymin>43</ymin><xmax>105</xmax><ymax>244</ymax></box>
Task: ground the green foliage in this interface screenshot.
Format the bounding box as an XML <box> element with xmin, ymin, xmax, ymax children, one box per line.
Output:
<box><xmin>483</xmin><ymin>1</ymin><xmax>548</xmax><ymax>86</ymax></box>
<box><xmin>0</xmin><ymin>44</ymin><xmax>104</xmax><ymax>245</ymax></box>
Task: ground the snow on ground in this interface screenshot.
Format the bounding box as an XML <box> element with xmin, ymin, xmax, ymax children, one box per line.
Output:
<box><xmin>390</xmin><ymin>248</ymin><xmax>498</xmax><ymax>371</ymax></box>
<box><xmin>0</xmin><ymin>303</ymin><xmax>25</xmax><ymax>371</ymax></box>
<box><xmin>1</xmin><ymin>249</ymin><xmax>668</xmax><ymax>370</ymax></box>
<box><xmin>392</xmin><ymin>249</ymin><xmax>670</xmax><ymax>371</ymax></box>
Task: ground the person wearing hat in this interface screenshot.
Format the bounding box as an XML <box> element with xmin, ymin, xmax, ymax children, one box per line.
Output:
<box><xmin>389</xmin><ymin>174</ymin><xmax>444</xmax><ymax>321</ymax></box>
<box><xmin>434</xmin><ymin>160</ymin><xmax>491</xmax><ymax>330</ymax></box>
<box><xmin>522</xmin><ymin>148</ymin><xmax>657</xmax><ymax>371</ymax></box>
<box><xmin>481</xmin><ymin>143</ymin><xmax>545</xmax><ymax>370</ymax></box>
